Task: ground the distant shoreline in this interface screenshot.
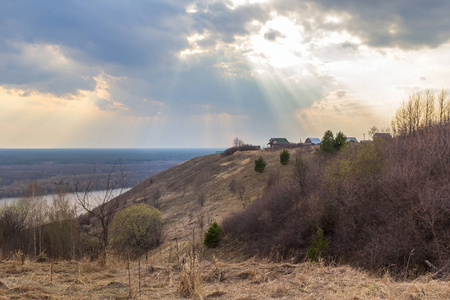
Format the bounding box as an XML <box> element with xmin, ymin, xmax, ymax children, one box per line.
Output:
<box><xmin>0</xmin><ymin>148</ymin><xmax>224</xmax><ymax>199</ymax></box>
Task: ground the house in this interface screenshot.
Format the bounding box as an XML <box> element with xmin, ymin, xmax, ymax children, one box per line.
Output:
<box><xmin>346</xmin><ymin>137</ymin><xmax>358</xmax><ymax>144</ymax></box>
<box><xmin>372</xmin><ymin>133</ymin><xmax>392</xmax><ymax>141</ymax></box>
<box><xmin>268</xmin><ymin>138</ymin><xmax>290</xmax><ymax>148</ymax></box>
<box><xmin>304</xmin><ymin>138</ymin><xmax>321</xmax><ymax>145</ymax></box>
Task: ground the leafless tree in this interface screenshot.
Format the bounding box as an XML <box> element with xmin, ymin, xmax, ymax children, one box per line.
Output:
<box><xmin>437</xmin><ymin>89</ymin><xmax>449</xmax><ymax>124</ymax></box>
<box><xmin>47</xmin><ymin>183</ymin><xmax>78</xmax><ymax>259</ymax></box>
<box><xmin>229</xmin><ymin>178</ymin><xmax>249</xmax><ymax>208</ymax></box>
<box><xmin>233</xmin><ymin>137</ymin><xmax>245</xmax><ymax>147</ymax></box>
<box><xmin>424</xmin><ymin>90</ymin><xmax>435</xmax><ymax>127</ymax></box>
<box><xmin>149</xmin><ymin>187</ymin><xmax>162</xmax><ymax>209</ymax></box>
<box><xmin>74</xmin><ymin>163</ymin><xmax>127</xmax><ymax>266</ymax></box>
<box><xmin>368</xmin><ymin>126</ymin><xmax>379</xmax><ymax>139</ymax></box>
<box><xmin>25</xmin><ymin>180</ymin><xmax>47</xmax><ymax>256</ymax></box>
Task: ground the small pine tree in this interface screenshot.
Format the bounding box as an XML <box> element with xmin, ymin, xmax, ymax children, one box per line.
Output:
<box><xmin>254</xmin><ymin>156</ymin><xmax>267</xmax><ymax>173</ymax></box>
<box><xmin>307</xmin><ymin>228</ymin><xmax>328</xmax><ymax>262</ymax></box>
<box><xmin>204</xmin><ymin>222</ymin><xmax>222</xmax><ymax>248</ymax></box>
<box><xmin>334</xmin><ymin>131</ymin><xmax>347</xmax><ymax>151</ymax></box>
<box><xmin>320</xmin><ymin>130</ymin><xmax>335</xmax><ymax>153</ymax></box>
<box><xmin>279</xmin><ymin>149</ymin><xmax>290</xmax><ymax>165</ymax></box>
<box><xmin>320</xmin><ymin>130</ymin><xmax>347</xmax><ymax>153</ymax></box>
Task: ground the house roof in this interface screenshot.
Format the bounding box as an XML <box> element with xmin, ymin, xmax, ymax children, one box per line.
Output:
<box><xmin>268</xmin><ymin>138</ymin><xmax>290</xmax><ymax>144</ymax></box>
<box><xmin>305</xmin><ymin>138</ymin><xmax>321</xmax><ymax>145</ymax></box>
<box><xmin>373</xmin><ymin>133</ymin><xmax>392</xmax><ymax>140</ymax></box>
<box><xmin>346</xmin><ymin>137</ymin><xmax>358</xmax><ymax>143</ymax></box>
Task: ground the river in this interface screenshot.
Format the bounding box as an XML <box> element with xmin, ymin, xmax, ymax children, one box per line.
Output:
<box><xmin>0</xmin><ymin>188</ymin><xmax>131</xmax><ymax>214</ymax></box>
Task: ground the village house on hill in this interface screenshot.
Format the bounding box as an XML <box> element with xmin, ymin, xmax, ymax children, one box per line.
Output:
<box><xmin>372</xmin><ymin>133</ymin><xmax>392</xmax><ymax>141</ymax></box>
<box><xmin>346</xmin><ymin>137</ymin><xmax>358</xmax><ymax>144</ymax></box>
<box><xmin>268</xmin><ymin>138</ymin><xmax>290</xmax><ymax>148</ymax></box>
<box><xmin>304</xmin><ymin>138</ymin><xmax>321</xmax><ymax>145</ymax></box>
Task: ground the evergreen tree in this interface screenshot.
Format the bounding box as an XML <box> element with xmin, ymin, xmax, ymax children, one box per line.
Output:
<box><xmin>279</xmin><ymin>149</ymin><xmax>290</xmax><ymax>165</ymax></box>
<box><xmin>307</xmin><ymin>228</ymin><xmax>328</xmax><ymax>262</ymax></box>
<box><xmin>204</xmin><ymin>222</ymin><xmax>222</xmax><ymax>248</ymax></box>
<box><xmin>334</xmin><ymin>131</ymin><xmax>347</xmax><ymax>151</ymax></box>
<box><xmin>320</xmin><ymin>130</ymin><xmax>335</xmax><ymax>153</ymax></box>
<box><xmin>254</xmin><ymin>156</ymin><xmax>267</xmax><ymax>173</ymax></box>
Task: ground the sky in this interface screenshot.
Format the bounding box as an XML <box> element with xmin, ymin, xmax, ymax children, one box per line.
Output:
<box><xmin>1</xmin><ymin>0</ymin><xmax>450</xmax><ymax>148</ymax></box>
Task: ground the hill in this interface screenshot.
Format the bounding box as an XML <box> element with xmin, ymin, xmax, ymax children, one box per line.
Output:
<box><xmin>110</xmin><ymin>123</ymin><xmax>450</xmax><ymax>276</ymax></box>
<box><xmin>111</xmin><ymin>147</ymin><xmax>309</xmax><ymax>244</ymax></box>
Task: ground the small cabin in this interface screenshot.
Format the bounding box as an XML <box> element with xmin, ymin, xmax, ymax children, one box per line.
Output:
<box><xmin>304</xmin><ymin>138</ymin><xmax>321</xmax><ymax>145</ymax></box>
<box><xmin>346</xmin><ymin>137</ymin><xmax>358</xmax><ymax>144</ymax></box>
<box><xmin>372</xmin><ymin>133</ymin><xmax>392</xmax><ymax>141</ymax></box>
<box><xmin>268</xmin><ymin>138</ymin><xmax>290</xmax><ymax>148</ymax></box>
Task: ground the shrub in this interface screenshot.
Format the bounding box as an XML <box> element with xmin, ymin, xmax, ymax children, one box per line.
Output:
<box><xmin>279</xmin><ymin>149</ymin><xmax>290</xmax><ymax>165</ymax></box>
<box><xmin>204</xmin><ymin>222</ymin><xmax>222</xmax><ymax>248</ymax></box>
<box><xmin>293</xmin><ymin>153</ymin><xmax>308</xmax><ymax>193</ymax></box>
<box><xmin>225</xmin><ymin>118</ymin><xmax>450</xmax><ymax>275</ymax></box>
<box><xmin>307</xmin><ymin>228</ymin><xmax>328</xmax><ymax>262</ymax></box>
<box><xmin>254</xmin><ymin>156</ymin><xmax>267</xmax><ymax>173</ymax></box>
<box><xmin>109</xmin><ymin>203</ymin><xmax>162</xmax><ymax>259</ymax></box>
<box><xmin>222</xmin><ymin>145</ymin><xmax>260</xmax><ymax>156</ymax></box>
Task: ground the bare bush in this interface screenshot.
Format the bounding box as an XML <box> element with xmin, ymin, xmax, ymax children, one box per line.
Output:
<box><xmin>224</xmin><ymin>120</ymin><xmax>450</xmax><ymax>275</ymax></box>
<box><xmin>75</xmin><ymin>163</ymin><xmax>127</xmax><ymax>266</ymax></box>
<box><xmin>222</xmin><ymin>144</ymin><xmax>260</xmax><ymax>156</ymax></box>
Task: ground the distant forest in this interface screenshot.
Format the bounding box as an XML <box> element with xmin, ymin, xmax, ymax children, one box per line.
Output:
<box><xmin>0</xmin><ymin>148</ymin><xmax>221</xmax><ymax>199</ymax></box>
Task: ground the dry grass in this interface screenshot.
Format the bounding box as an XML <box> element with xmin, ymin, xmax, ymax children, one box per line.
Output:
<box><xmin>112</xmin><ymin>149</ymin><xmax>309</xmax><ymax>245</ymax></box>
<box><xmin>0</xmin><ymin>257</ymin><xmax>448</xmax><ymax>299</ymax></box>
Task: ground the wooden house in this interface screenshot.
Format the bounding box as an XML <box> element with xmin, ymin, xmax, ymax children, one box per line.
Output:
<box><xmin>304</xmin><ymin>138</ymin><xmax>321</xmax><ymax>145</ymax></box>
<box><xmin>268</xmin><ymin>138</ymin><xmax>290</xmax><ymax>148</ymax></box>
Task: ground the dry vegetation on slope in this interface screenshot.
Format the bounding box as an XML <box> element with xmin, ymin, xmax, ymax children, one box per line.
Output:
<box><xmin>0</xmin><ymin>257</ymin><xmax>448</xmax><ymax>299</ymax></box>
<box><xmin>111</xmin><ymin>147</ymin><xmax>314</xmax><ymax>244</ymax></box>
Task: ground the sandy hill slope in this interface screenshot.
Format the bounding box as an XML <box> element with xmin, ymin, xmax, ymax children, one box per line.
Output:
<box><xmin>111</xmin><ymin>148</ymin><xmax>309</xmax><ymax>243</ymax></box>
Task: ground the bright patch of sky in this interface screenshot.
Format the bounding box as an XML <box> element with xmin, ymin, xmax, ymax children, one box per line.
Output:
<box><xmin>1</xmin><ymin>0</ymin><xmax>450</xmax><ymax>147</ymax></box>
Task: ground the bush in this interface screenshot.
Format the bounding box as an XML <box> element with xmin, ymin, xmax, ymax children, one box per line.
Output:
<box><xmin>224</xmin><ymin>121</ymin><xmax>450</xmax><ymax>274</ymax></box>
<box><xmin>222</xmin><ymin>145</ymin><xmax>260</xmax><ymax>156</ymax></box>
<box><xmin>307</xmin><ymin>228</ymin><xmax>328</xmax><ymax>262</ymax></box>
<box><xmin>109</xmin><ymin>203</ymin><xmax>162</xmax><ymax>258</ymax></box>
<box><xmin>204</xmin><ymin>222</ymin><xmax>222</xmax><ymax>248</ymax></box>
<box><xmin>279</xmin><ymin>149</ymin><xmax>290</xmax><ymax>165</ymax></box>
<box><xmin>293</xmin><ymin>153</ymin><xmax>308</xmax><ymax>193</ymax></box>
<box><xmin>254</xmin><ymin>156</ymin><xmax>267</xmax><ymax>173</ymax></box>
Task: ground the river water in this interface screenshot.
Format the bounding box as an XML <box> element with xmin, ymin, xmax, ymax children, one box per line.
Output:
<box><xmin>0</xmin><ymin>188</ymin><xmax>131</xmax><ymax>214</ymax></box>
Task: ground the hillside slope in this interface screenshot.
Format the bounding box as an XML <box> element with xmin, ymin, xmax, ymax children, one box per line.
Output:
<box><xmin>111</xmin><ymin>148</ymin><xmax>308</xmax><ymax>243</ymax></box>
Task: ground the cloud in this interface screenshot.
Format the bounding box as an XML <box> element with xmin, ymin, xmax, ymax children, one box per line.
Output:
<box><xmin>263</xmin><ymin>28</ymin><xmax>285</xmax><ymax>41</ymax></box>
<box><xmin>272</xmin><ymin>0</ymin><xmax>450</xmax><ymax>49</ymax></box>
<box><xmin>1</xmin><ymin>1</ymin><xmax>450</xmax><ymax>147</ymax></box>
<box><xmin>295</xmin><ymin>90</ymin><xmax>382</xmax><ymax>139</ymax></box>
